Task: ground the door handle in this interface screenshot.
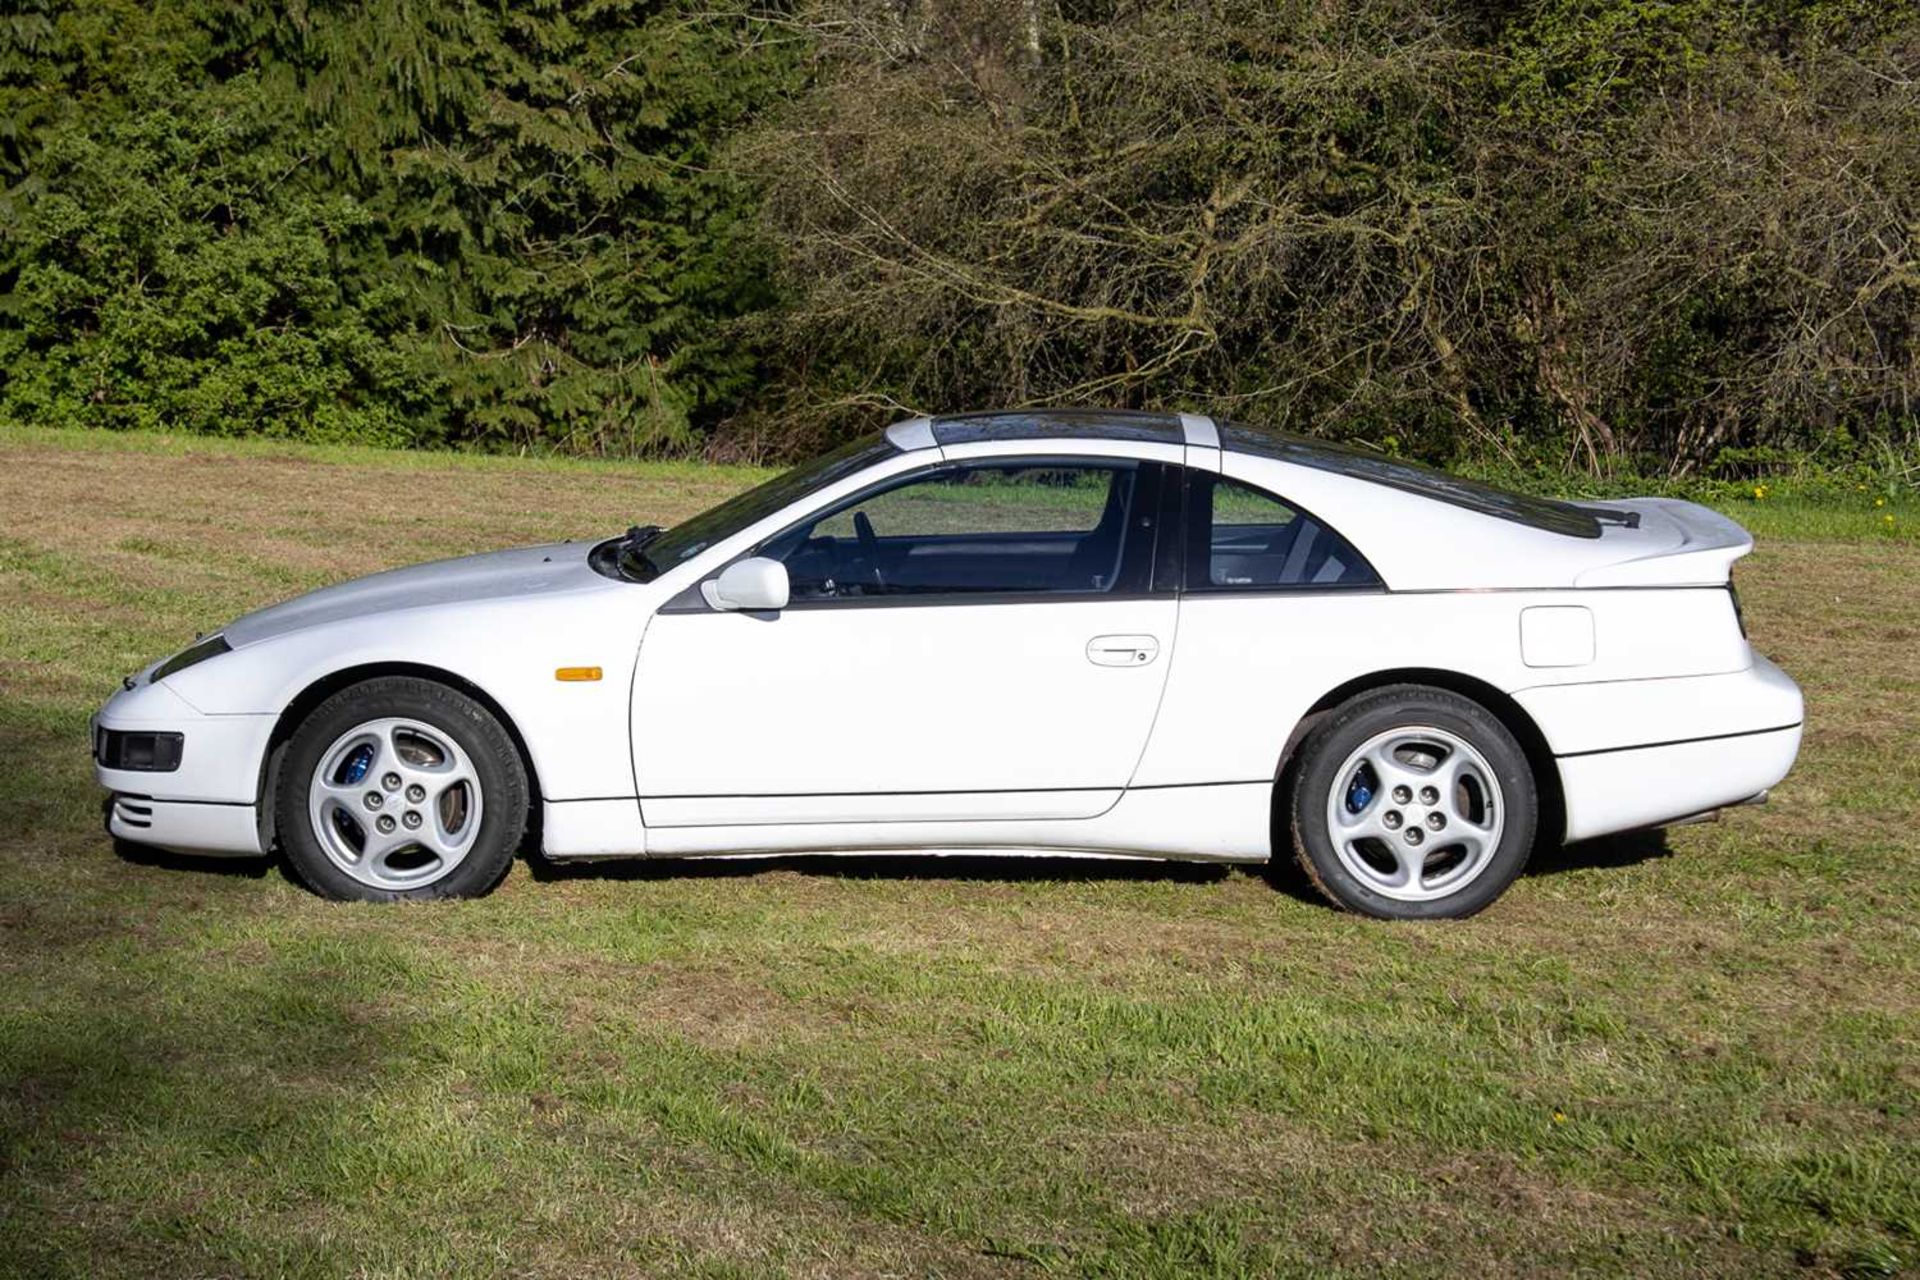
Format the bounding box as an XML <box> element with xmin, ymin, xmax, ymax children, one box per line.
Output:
<box><xmin>1086</xmin><ymin>634</ymin><xmax>1160</xmax><ymax>667</ymax></box>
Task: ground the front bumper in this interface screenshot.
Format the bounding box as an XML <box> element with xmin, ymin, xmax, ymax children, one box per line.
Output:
<box><xmin>94</xmin><ymin>678</ymin><xmax>274</xmax><ymax>857</ymax></box>
<box><xmin>104</xmin><ymin>792</ymin><xmax>264</xmax><ymax>857</ymax></box>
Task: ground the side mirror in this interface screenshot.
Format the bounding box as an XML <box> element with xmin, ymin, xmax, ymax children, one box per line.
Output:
<box><xmin>701</xmin><ymin>557</ymin><xmax>790</xmax><ymax>612</ymax></box>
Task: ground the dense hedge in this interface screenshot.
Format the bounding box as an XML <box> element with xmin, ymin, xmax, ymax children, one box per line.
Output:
<box><xmin>0</xmin><ymin>0</ymin><xmax>793</xmax><ymax>454</ymax></box>
<box><xmin>1</xmin><ymin>1</ymin><xmax>1915</xmax><ymax>473</ymax></box>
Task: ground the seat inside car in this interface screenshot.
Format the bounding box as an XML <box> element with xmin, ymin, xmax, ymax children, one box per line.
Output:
<box><xmin>1062</xmin><ymin>474</ymin><xmax>1131</xmax><ymax>590</ymax></box>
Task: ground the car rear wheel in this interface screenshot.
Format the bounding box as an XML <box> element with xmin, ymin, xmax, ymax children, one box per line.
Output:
<box><xmin>277</xmin><ymin>677</ymin><xmax>527</xmax><ymax>901</ymax></box>
<box><xmin>1289</xmin><ymin>685</ymin><xmax>1536</xmax><ymax>919</ymax></box>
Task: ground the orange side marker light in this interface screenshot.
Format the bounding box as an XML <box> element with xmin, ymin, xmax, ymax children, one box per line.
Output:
<box><xmin>555</xmin><ymin>666</ymin><xmax>603</xmax><ymax>682</ymax></box>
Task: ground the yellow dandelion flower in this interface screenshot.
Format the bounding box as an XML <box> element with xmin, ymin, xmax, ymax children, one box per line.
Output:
<box><xmin>1875</xmin><ymin>496</ymin><xmax>1887</xmax><ymax>507</ymax></box>
<box><xmin>1552</xmin><ymin>1110</ymin><xmax>1568</xmax><ymax>1125</ymax></box>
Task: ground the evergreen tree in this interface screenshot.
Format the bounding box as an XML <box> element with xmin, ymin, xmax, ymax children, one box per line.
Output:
<box><xmin>0</xmin><ymin>0</ymin><xmax>796</xmax><ymax>453</ymax></box>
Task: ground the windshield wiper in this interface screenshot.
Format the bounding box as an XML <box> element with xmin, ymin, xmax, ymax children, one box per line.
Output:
<box><xmin>1582</xmin><ymin>506</ymin><xmax>1642</xmax><ymax>529</ymax></box>
<box><xmin>616</xmin><ymin>524</ymin><xmax>665</xmax><ymax>581</ymax></box>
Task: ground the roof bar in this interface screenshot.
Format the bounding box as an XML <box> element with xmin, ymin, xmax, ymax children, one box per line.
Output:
<box><xmin>1178</xmin><ymin>413</ymin><xmax>1220</xmax><ymax>449</ymax></box>
<box><xmin>884</xmin><ymin>416</ymin><xmax>937</xmax><ymax>451</ymax></box>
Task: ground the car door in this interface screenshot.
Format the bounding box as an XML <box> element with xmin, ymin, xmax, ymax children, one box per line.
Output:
<box><xmin>1128</xmin><ymin>464</ymin><xmax>1388</xmax><ymax>789</ymax></box>
<box><xmin>631</xmin><ymin>454</ymin><xmax>1179</xmax><ymax>827</ymax></box>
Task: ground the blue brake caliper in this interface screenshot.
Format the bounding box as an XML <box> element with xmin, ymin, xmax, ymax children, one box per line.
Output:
<box><xmin>1345</xmin><ymin>771</ymin><xmax>1373</xmax><ymax>814</ymax></box>
<box><xmin>340</xmin><ymin>743</ymin><xmax>374</xmax><ymax>787</ymax></box>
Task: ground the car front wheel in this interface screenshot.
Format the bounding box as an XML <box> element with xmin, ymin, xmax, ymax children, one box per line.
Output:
<box><xmin>1289</xmin><ymin>685</ymin><xmax>1537</xmax><ymax>920</ymax></box>
<box><xmin>277</xmin><ymin>676</ymin><xmax>527</xmax><ymax>901</ymax></box>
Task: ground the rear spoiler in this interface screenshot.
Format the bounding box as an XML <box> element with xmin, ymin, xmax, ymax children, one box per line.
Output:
<box><xmin>1571</xmin><ymin>498</ymin><xmax>1754</xmax><ymax>588</ymax></box>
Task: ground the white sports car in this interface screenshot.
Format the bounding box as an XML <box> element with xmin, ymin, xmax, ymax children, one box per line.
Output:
<box><xmin>92</xmin><ymin>411</ymin><xmax>1803</xmax><ymax>918</ymax></box>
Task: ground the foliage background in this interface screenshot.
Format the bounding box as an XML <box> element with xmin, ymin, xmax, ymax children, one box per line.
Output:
<box><xmin>0</xmin><ymin>0</ymin><xmax>792</xmax><ymax>455</ymax></box>
<box><xmin>0</xmin><ymin>0</ymin><xmax>1914</xmax><ymax>476</ymax></box>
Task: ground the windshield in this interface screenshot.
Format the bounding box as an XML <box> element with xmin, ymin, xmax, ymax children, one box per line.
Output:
<box><xmin>1221</xmin><ymin>425</ymin><xmax>1607</xmax><ymax>538</ymax></box>
<box><xmin>617</xmin><ymin>434</ymin><xmax>898</xmax><ymax>581</ymax></box>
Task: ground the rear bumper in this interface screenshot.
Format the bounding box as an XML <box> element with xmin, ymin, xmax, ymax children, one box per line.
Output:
<box><xmin>1555</xmin><ymin>724</ymin><xmax>1801</xmax><ymax>842</ymax></box>
<box><xmin>1518</xmin><ymin>656</ymin><xmax>1804</xmax><ymax>842</ymax></box>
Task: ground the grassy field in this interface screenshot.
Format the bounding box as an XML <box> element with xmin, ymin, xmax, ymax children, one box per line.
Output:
<box><xmin>1</xmin><ymin>427</ymin><xmax>1915</xmax><ymax>1278</ymax></box>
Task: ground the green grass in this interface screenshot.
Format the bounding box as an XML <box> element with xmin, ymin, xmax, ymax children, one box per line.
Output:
<box><xmin>1</xmin><ymin>427</ymin><xmax>1915</xmax><ymax>1278</ymax></box>
<box><xmin>1732</xmin><ymin>499</ymin><xmax>1915</xmax><ymax>545</ymax></box>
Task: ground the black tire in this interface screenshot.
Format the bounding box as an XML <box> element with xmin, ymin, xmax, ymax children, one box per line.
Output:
<box><xmin>276</xmin><ymin>676</ymin><xmax>528</xmax><ymax>902</ymax></box>
<box><xmin>1288</xmin><ymin>685</ymin><xmax>1536</xmax><ymax>920</ymax></box>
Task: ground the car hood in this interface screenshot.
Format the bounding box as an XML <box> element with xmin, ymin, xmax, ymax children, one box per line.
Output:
<box><xmin>221</xmin><ymin>541</ymin><xmax>612</xmax><ymax>647</ymax></box>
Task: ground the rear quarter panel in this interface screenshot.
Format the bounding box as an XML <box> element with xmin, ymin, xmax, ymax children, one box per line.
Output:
<box><xmin>1132</xmin><ymin>587</ymin><xmax>1749</xmax><ymax>787</ymax></box>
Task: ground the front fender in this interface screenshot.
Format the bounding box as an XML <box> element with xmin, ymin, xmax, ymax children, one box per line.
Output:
<box><xmin>162</xmin><ymin>589</ymin><xmax>653</xmax><ymax>802</ymax></box>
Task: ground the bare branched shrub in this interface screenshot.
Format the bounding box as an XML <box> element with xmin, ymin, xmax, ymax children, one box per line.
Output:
<box><xmin>730</xmin><ymin>0</ymin><xmax>1918</xmax><ymax>471</ymax></box>
<box><xmin>1494</xmin><ymin>13</ymin><xmax>1920</xmax><ymax>474</ymax></box>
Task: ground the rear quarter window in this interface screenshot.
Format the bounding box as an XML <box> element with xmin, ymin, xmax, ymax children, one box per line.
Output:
<box><xmin>1189</xmin><ymin>473</ymin><xmax>1380</xmax><ymax>591</ymax></box>
<box><xmin>1220</xmin><ymin>425</ymin><xmax>1606</xmax><ymax>539</ymax></box>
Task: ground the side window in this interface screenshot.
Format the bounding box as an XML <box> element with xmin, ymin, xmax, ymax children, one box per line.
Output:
<box><xmin>760</xmin><ymin>462</ymin><xmax>1147</xmax><ymax>601</ymax></box>
<box><xmin>1193</xmin><ymin>475</ymin><xmax>1378</xmax><ymax>589</ymax></box>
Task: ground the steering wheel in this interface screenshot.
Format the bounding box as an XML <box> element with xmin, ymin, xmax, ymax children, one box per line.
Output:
<box><xmin>852</xmin><ymin>510</ymin><xmax>885</xmax><ymax>591</ymax></box>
